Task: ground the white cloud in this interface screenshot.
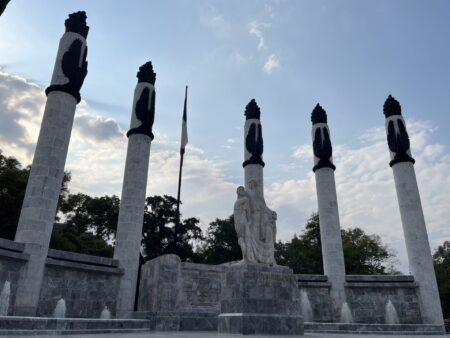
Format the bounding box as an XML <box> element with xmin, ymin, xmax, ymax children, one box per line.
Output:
<box><xmin>248</xmin><ymin>21</ymin><xmax>271</xmax><ymax>50</ymax></box>
<box><xmin>1</xmin><ymin>70</ymin><xmax>449</xmax><ymax>272</ymax></box>
<box><xmin>199</xmin><ymin>4</ymin><xmax>229</xmax><ymax>37</ymax></box>
<box><xmin>263</xmin><ymin>53</ymin><xmax>280</xmax><ymax>74</ymax></box>
<box><xmin>0</xmin><ymin>71</ymin><xmax>237</xmax><ymax>231</ymax></box>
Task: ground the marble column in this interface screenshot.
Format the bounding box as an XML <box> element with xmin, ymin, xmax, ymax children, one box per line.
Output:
<box><xmin>311</xmin><ymin>104</ymin><xmax>346</xmax><ymax>319</ymax></box>
<box><xmin>114</xmin><ymin>62</ymin><xmax>156</xmax><ymax>318</ymax></box>
<box><xmin>243</xmin><ymin>99</ymin><xmax>265</xmax><ymax>195</ymax></box>
<box><xmin>240</xmin><ymin>99</ymin><xmax>276</xmax><ymax>265</ymax></box>
<box><xmin>13</xmin><ymin>12</ymin><xmax>89</xmax><ymax>316</ymax></box>
<box><xmin>383</xmin><ymin>95</ymin><xmax>444</xmax><ymax>327</ymax></box>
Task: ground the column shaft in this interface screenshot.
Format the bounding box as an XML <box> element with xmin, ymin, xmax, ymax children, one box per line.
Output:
<box><xmin>310</xmin><ymin>104</ymin><xmax>346</xmax><ymax>320</ymax></box>
<box><xmin>114</xmin><ymin>62</ymin><xmax>156</xmax><ymax>318</ymax></box>
<box><xmin>383</xmin><ymin>95</ymin><xmax>443</xmax><ymax>328</ymax></box>
<box><xmin>315</xmin><ymin>168</ymin><xmax>346</xmax><ymax>315</ymax></box>
<box><xmin>114</xmin><ymin>134</ymin><xmax>151</xmax><ymax>317</ymax></box>
<box><xmin>13</xmin><ymin>12</ymin><xmax>88</xmax><ymax>316</ymax></box>
<box><xmin>393</xmin><ymin>162</ymin><xmax>444</xmax><ymax>325</ymax></box>
<box><xmin>13</xmin><ymin>92</ymin><xmax>77</xmax><ymax>315</ymax></box>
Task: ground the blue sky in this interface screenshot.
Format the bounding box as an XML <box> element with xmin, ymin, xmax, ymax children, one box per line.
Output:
<box><xmin>1</xmin><ymin>0</ymin><xmax>449</xmax><ymax>271</ymax></box>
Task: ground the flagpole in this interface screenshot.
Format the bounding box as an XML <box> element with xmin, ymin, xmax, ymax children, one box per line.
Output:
<box><xmin>173</xmin><ymin>86</ymin><xmax>188</xmax><ymax>255</ymax></box>
<box><xmin>173</xmin><ymin>151</ymin><xmax>184</xmax><ymax>254</ymax></box>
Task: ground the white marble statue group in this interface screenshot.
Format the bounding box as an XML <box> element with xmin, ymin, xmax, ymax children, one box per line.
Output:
<box><xmin>233</xmin><ymin>179</ymin><xmax>277</xmax><ymax>265</ymax></box>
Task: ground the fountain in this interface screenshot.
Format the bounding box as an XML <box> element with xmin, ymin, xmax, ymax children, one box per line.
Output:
<box><xmin>300</xmin><ymin>289</ymin><xmax>314</xmax><ymax>322</ymax></box>
<box><xmin>0</xmin><ymin>281</ymin><xmax>11</xmax><ymax>316</ymax></box>
<box><xmin>340</xmin><ymin>302</ymin><xmax>354</xmax><ymax>323</ymax></box>
<box><xmin>385</xmin><ymin>299</ymin><xmax>400</xmax><ymax>324</ymax></box>
<box><xmin>52</xmin><ymin>298</ymin><xmax>66</xmax><ymax>318</ymax></box>
<box><xmin>100</xmin><ymin>306</ymin><xmax>111</xmax><ymax>319</ymax></box>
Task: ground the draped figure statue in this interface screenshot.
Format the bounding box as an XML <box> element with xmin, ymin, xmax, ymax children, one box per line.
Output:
<box><xmin>233</xmin><ymin>180</ymin><xmax>276</xmax><ymax>265</ymax></box>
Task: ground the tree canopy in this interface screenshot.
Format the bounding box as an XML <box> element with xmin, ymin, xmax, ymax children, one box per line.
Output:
<box><xmin>141</xmin><ymin>194</ymin><xmax>203</xmax><ymax>262</ymax></box>
<box><xmin>433</xmin><ymin>241</ymin><xmax>450</xmax><ymax>319</ymax></box>
<box><xmin>199</xmin><ymin>215</ymin><xmax>242</xmax><ymax>264</ymax></box>
<box><xmin>276</xmin><ymin>213</ymin><xmax>397</xmax><ymax>274</ymax></box>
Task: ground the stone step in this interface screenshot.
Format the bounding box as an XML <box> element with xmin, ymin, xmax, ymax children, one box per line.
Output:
<box><xmin>0</xmin><ymin>317</ymin><xmax>151</xmax><ymax>335</ymax></box>
<box><xmin>304</xmin><ymin>322</ymin><xmax>445</xmax><ymax>335</ymax></box>
<box><xmin>0</xmin><ymin>328</ymin><xmax>150</xmax><ymax>336</ymax></box>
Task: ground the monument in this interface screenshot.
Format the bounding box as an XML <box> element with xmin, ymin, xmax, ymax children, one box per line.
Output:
<box><xmin>310</xmin><ymin>104</ymin><xmax>346</xmax><ymax>320</ymax></box>
<box><xmin>114</xmin><ymin>62</ymin><xmax>156</xmax><ymax>318</ymax></box>
<box><xmin>218</xmin><ymin>99</ymin><xmax>304</xmax><ymax>335</ymax></box>
<box><xmin>383</xmin><ymin>95</ymin><xmax>444</xmax><ymax>328</ymax></box>
<box><xmin>13</xmin><ymin>11</ymin><xmax>89</xmax><ymax>316</ymax></box>
<box><xmin>0</xmin><ymin>9</ymin><xmax>446</xmax><ymax>336</ymax></box>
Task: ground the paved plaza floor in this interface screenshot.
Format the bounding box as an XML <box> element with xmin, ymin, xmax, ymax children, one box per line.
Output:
<box><xmin>8</xmin><ymin>332</ymin><xmax>450</xmax><ymax>338</ymax></box>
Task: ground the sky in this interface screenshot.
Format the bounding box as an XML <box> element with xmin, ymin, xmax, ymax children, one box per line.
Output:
<box><xmin>0</xmin><ymin>0</ymin><xmax>449</xmax><ymax>272</ymax></box>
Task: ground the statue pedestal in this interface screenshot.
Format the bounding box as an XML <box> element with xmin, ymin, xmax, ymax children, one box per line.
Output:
<box><xmin>218</xmin><ymin>263</ymin><xmax>304</xmax><ymax>335</ymax></box>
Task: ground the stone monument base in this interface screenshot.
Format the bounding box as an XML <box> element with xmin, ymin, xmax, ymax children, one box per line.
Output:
<box><xmin>217</xmin><ymin>262</ymin><xmax>304</xmax><ymax>335</ymax></box>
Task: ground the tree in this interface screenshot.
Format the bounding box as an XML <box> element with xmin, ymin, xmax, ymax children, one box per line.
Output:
<box><xmin>433</xmin><ymin>241</ymin><xmax>450</xmax><ymax>319</ymax></box>
<box><xmin>276</xmin><ymin>213</ymin><xmax>396</xmax><ymax>275</ymax></box>
<box><xmin>58</xmin><ymin>193</ymin><xmax>120</xmax><ymax>241</ymax></box>
<box><xmin>0</xmin><ymin>151</ymin><xmax>29</xmax><ymax>240</ymax></box>
<box><xmin>49</xmin><ymin>193</ymin><xmax>119</xmax><ymax>257</ymax></box>
<box><xmin>141</xmin><ymin>195</ymin><xmax>203</xmax><ymax>262</ymax></box>
<box><xmin>50</xmin><ymin>226</ymin><xmax>114</xmax><ymax>257</ymax></box>
<box><xmin>275</xmin><ymin>213</ymin><xmax>323</xmax><ymax>274</ymax></box>
<box><xmin>342</xmin><ymin>227</ymin><xmax>395</xmax><ymax>275</ymax></box>
<box><xmin>199</xmin><ymin>215</ymin><xmax>242</xmax><ymax>264</ymax></box>
<box><xmin>0</xmin><ymin>150</ymin><xmax>71</xmax><ymax>240</ymax></box>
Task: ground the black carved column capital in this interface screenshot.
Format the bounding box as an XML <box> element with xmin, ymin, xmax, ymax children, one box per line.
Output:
<box><xmin>127</xmin><ymin>61</ymin><xmax>156</xmax><ymax>140</ymax></box>
<box><xmin>311</xmin><ymin>103</ymin><xmax>336</xmax><ymax>172</ymax></box>
<box><xmin>244</xmin><ymin>99</ymin><xmax>261</xmax><ymax>120</ymax></box>
<box><xmin>0</xmin><ymin>0</ymin><xmax>10</xmax><ymax>16</ymax></box>
<box><xmin>65</xmin><ymin>11</ymin><xmax>89</xmax><ymax>38</ymax></box>
<box><xmin>45</xmin><ymin>11</ymin><xmax>89</xmax><ymax>103</ymax></box>
<box><xmin>243</xmin><ymin>99</ymin><xmax>265</xmax><ymax>167</ymax></box>
<box><xmin>383</xmin><ymin>95</ymin><xmax>415</xmax><ymax>167</ymax></box>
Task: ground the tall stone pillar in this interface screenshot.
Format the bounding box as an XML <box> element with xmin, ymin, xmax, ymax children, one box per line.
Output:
<box><xmin>13</xmin><ymin>12</ymin><xmax>89</xmax><ymax>316</ymax></box>
<box><xmin>311</xmin><ymin>104</ymin><xmax>346</xmax><ymax>319</ymax></box>
<box><xmin>243</xmin><ymin>99</ymin><xmax>265</xmax><ymax>197</ymax></box>
<box><xmin>114</xmin><ymin>62</ymin><xmax>156</xmax><ymax>318</ymax></box>
<box><xmin>383</xmin><ymin>95</ymin><xmax>444</xmax><ymax>327</ymax></box>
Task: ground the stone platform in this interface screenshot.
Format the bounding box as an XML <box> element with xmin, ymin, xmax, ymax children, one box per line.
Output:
<box><xmin>217</xmin><ymin>262</ymin><xmax>303</xmax><ymax>335</ymax></box>
<box><xmin>0</xmin><ymin>317</ymin><xmax>151</xmax><ymax>335</ymax></box>
<box><xmin>305</xmin><ymin>322</ymin><xmax>445</xmax><ymax>335</ymax></box>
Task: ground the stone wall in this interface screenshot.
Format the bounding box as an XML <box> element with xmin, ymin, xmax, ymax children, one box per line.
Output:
<box><xmin>37</xmin><ymin>249</ymin><xmax>123</xmax><ymax>318</ymax></box>
<box><xmin>297</xmin><ymin>275</ymin><xmax>333</xmax><ymax>322</ymax></box>
<box><xmin>137</xmin><ymin>256</ymin><xmax>424</xmax><ymax>327</ymax></box>
<box><xmin>345</xmin><ymin>275</ymin><xmax>421</xmax><ymax>324</ymax></box>
<box><xmin>0</xmin><ymin>239</ymin><xmax>28</xmax><ymax>315</ymax></box>
<box><xmin>179</xmin><ymin>262</ymin><xmax>225</xmax><ymax>313</ymax></box>
<box><xmin>298</xmin><ymin>274</ymin><xmax>422</xmax><ymax>324</ymax></box>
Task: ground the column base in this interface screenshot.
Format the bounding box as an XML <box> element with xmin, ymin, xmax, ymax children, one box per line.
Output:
<box><xmin>218</xmin><ymin>262</ymin><xmax>304</xmax><ymax>335</ymax></box>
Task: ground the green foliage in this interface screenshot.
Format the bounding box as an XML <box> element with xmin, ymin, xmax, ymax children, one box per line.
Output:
<box><xmin>276</xmin><ymin>214</ymin><xmax>323</xmax><ymax>274</ymax></box>
<box><xmin>342</xmin><ymin>227</ymin><xmax>395</xmax><ymax>275</ymax></box>
<box><xmin>58</xmin><ymin>193</ymin><xmax>120</xmax><ymax>241</ymax></box>
<box><xmin>433</xmin><ymin>241</ymin><xmax>450</xmax><ymax>319</ymax></box>
<box><xmin>142</xmin><ymin>195</ymin><xmax>203</xmax><ymax>262</ymax></box>
<box><xmin>0</xmin><ymin>150</ymin><xmax>71</xmax><ymax>240</ymax></box>
<box><xmin>50</xmin><ymin>225</ymin><xmax>114</xmax><ymax>257</ymax></box>
<box><xmin>199</xmin><ymin>215</ymin><xmax>242</xmax><ymax>264</ymax></box>
<box><xmin>276</xmin><ymin>213</ymin><xmax>396</xmax><ymax>275</ymax></box>
<box><xmin>49</xmin><ymin>193</ymin><xmax>120</xmax><ymax>257</ymax></box>
<box><xmin>0</xmin><ymin>151</ymin><xmax>29</xmax><ymax>240</ymax></box>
